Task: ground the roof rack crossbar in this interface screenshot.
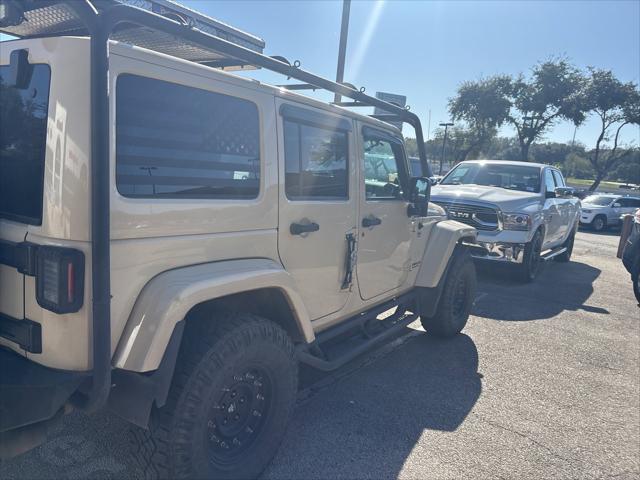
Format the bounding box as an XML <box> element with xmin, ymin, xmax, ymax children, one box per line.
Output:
<box><xmin>332</xmin><ymin>101</ymin><xmax>368</xmax><ymax>107</ymax></box>
<box><xmin>277</xmin><ymin>83</ymin><xmax>318</xmax><ymax>91</ymax></box>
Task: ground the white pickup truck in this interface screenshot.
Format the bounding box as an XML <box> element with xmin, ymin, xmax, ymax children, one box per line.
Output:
<box><xmin>431</xmin><ymin>160</ymin><xmax>581</xmax><ymax>282</ymax></box>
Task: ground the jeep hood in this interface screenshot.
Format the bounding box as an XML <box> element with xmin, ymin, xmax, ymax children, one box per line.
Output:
<box><xmin>431</xmin><ymin>184</ymin><xmax>541</xmax><ymax>211</ymax></box>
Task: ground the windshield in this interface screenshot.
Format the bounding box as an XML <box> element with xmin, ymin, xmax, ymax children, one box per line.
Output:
<box><xmin>583</xmin><ymin>195</ymin><xmax>615</xmax><ymax>206</ymax></box>
<box><xmin>440</xmin><ymin>162</ymin><xmax>541</xmax><ymax>193</ymax></box>
<box><xmin>0</xmin><ymin>63</ymin><xmax>51</xmax><ymax>225</ymax></box>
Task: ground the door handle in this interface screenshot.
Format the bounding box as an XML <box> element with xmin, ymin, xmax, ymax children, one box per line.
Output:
<box><xmin>362</xmin><ymin>216</ymin><xmax>382</xmax><ymax>228</ymax></box>
<box><xmin>290</xmin><ymin>222</ymin><xmax>320</xmax><ymax>235</ymax></box>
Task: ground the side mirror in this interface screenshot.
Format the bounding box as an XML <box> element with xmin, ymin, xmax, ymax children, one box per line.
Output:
<box><xmin>545</xmin><ymin>190</ymin><xmax>556</xmax><ymax>199</ymax></box>
<box><xmin>407</xmin><ymin>177</ymin><xmax>431</xmax><ymax>217</ymax></box>
<box><xmin>613</xmin><ymin>202</ymin><xmax>622</xmax><ymax>208</ymax></box>
<box><xmin>554</xmin><ymin>187</ymin><xmax>573</xmax><ymax>199</ymax></box>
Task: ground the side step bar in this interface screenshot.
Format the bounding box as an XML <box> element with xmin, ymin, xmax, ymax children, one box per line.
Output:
<box><xmin>296</xmin><ymin>293</ymin><xmax>417</xmax><ymax>372</ymax></box>
<box><xmin>541</xmin><ymin>246</ymin><xmax>567</xmax><ymax>261</ymax></box>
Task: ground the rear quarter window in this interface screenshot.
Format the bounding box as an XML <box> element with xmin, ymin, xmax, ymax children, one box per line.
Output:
<box><xmin>116</xmin><ymin>74</ymin><xmax>260</xmax><ymax>199</ymax></box>
<box><xmin>0</xmin><ymin>63</ymin><xmax>50</xmax><ymax>225</ymax></box>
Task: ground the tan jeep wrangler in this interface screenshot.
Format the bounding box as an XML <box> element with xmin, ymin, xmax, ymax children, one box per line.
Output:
<box><xmin>0</xmin><ymin>1</ymin><xmax>477</xmax><ymax>477</ymax></box>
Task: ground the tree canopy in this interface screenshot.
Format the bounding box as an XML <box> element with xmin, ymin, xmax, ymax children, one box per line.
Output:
<box><xmin>427</xmin><ymin>59</ymin><xmax>639</xmax><ymax>189</ymax></box>
<box><xmin>580</xmin><ymin>67</ymin><xmax>640</xmax><ymax>190</ymax></box>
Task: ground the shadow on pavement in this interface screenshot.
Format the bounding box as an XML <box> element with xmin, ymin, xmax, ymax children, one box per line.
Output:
<box><xmin>264</xmin><ymin>333</ymin><xmax>481</xmax><ymax>479</ymax></box>
<box><xmin>473</xmin><ymin>260</ymin><xmax>606</xmax><ymax>321</ymax></box>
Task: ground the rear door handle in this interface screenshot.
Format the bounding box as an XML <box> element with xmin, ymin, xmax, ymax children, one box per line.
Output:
<box><xmin>290</xmin><ymin>222</ymin><xmax>320</xmax><ymax>235</ymax></box>
<box><xmin>362</xmin><ymin>216</ymin><xmax>382</xmax><ymax>228</ymax></box>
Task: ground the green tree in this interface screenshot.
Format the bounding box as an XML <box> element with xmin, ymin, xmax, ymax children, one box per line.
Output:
<box><xmin>504</xmin><ymin>59</ymin><xmax>586</xmax><ymax>161</ymax></box>
<box><xmin>403</xmin><ymin>137</ymin><xmax>418</xmax><ymax>157</ymax></box>
<box><xmin>581</xmin><ymin>68</ymin><xmax>640</xmax><ymax>191</ymax></box>
<box><xmin>430</xmin><ymin>127</ymin><xmax>487</xmax><ymax>165</ymax></box>
<box><xmin>608</xmin><ymin>151</ymin><xmax>640</xmax><ymax>184</ymax></box>
<box><xmin>529</xmin><ymin>142</ymin><xmax>577</xmax><ymax>166</ymax></box>
<box><xmin>448</xmin><ymin>76</ymin><xmax>511</xmax><ymax>160</ymax></box>
<box><xmin>482</xmin><ymin>136</ymin><xmax>521</xmax><ymax>160</ymax></box>
<box><xmin>564</xmin><ymin>152</ymin><xmax>594</xmax><ymax>180</ymax></box>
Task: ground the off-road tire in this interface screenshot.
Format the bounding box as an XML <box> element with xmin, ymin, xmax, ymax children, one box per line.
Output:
<box><xmin>515</xmin><ymin>230</ymin><xmax>543</xmax><ymax>283</ymax></box>
<box><xmin>633</xmin><ymin>271</ymin><xmax>640</xmax><ymax>304</ymax></box>
<box><xmin>420</xmin><ymin>249</ymin><xmax>476</xmax><ymax>337</ymax></box>
<box><xmin>591</xmin><ymin>215</ymin><xmax>607</xmax><ymax>232</ymax></box>
<box><xmin>555</xmin><ymin>227</ymin><xmax>576</xmax><ymax>263</ymax></box>
<box><xmin>131</xmin><ymin>312</ymin><xmax>298</xmax><ymax>480</ymax></box>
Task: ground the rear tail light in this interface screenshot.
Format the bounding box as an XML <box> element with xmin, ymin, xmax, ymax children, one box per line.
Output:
<box><xmin>36</xmin><ymin>247</ymin><xmax>85</xmax><ymax>314</ymax></box>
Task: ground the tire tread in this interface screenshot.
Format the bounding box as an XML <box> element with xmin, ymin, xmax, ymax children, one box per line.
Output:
<box><xmin>130</xmin><ymin>312</ymin><xmax>297</xmax><ymax>479</ymax></box>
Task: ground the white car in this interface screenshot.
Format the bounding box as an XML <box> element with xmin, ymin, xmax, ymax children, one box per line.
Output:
<box><xmin>579</xmin><ymin>194</ymin><xmax>640</xmax><ymax>232</ymax></box>
<box><xmin>431</xmin><ymin>160</ymin><xmax>581</xmax><ymax>282</ymax></box>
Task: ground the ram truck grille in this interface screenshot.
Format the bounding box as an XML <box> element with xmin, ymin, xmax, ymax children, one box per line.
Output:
<box><xmin>433</xmin><ymin>201</ymin><xmax>500</xmax><ymax>231</ymax></box>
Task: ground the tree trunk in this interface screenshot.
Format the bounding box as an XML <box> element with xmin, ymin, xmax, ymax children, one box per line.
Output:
<box><xmin>589</xmin><ymin>173</ymin><xmax>605</xmax><ymax>191</ymax></box>
<box><xmin>519</xmin><ymin>141</ymin><xmax>530</xmax><ymax>161</ymax></box>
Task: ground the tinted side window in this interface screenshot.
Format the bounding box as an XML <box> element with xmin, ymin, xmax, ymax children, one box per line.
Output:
<box><xmin>552</xmin><ymin>170</ymin><xmax>565</xmax><ymax>187</ymax></box>
<box><xmin>0</xmin><ymin>64</ymin><xmax>50</xmax><ymax>225</ymax></box>
<box><xmin>284</xmin><ymin>120</ymin><xmax>348</xmax><ymax>200</ymax></box>
<box><xmin>116</xmin><ymin>75</ymin><xmax>260</xmax><ymax>199</ymax></box>
<box><xmin>363</xmin><ymin>132</ymin><xmax>407</xmax><ymax>200</ymax></box>
<box><xmin>544</xmin><ymin>169</ymin><xmax>556</xmax><ymax>193</ymax></box>
<box><xmin>619</xmin><ymin>198</ymin><xmax>640</xmax><ymax>208</ymax></box>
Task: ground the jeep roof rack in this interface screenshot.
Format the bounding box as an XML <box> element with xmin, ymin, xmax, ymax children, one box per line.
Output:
<box><xmin>0</xmin><ymin>0</ymin><xmax>427</xmax><ymax>154</ymax></box>
<box><xmin>0</xmin><ymin>0</ymin><xmax>428</xmax><ymax>414</ymax></box>
<box><xmin>0</xmin><ymin>0</ymin><xmax>265</xmax><ymax>69</ymax></box>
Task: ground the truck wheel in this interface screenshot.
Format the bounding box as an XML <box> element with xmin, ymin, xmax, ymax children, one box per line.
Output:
<box><xmin>554</xmin><ymin>228</ymin><xmax>576</xmax><ymax>263</ymax></box>
<box><xmin>591</xmin><ymin>215</ymin><xmax>607</xmax><ymax>232</ymax></box>
<box><xmin>515</xmin><ymin>230</ymin><xmax>543</xmax><ymax>282</ymax></box>
<box><xmin>133</xmin><ymin>313</ymin><xmax>298</xmax><ymax>480</ymax></box>
<box><xmin>420</xmin><ymin>249</ymin><xmax>476</xmax><ymax>337</ymax></box>
<box><xmin>633</xmin><ymin>272</ymin><xmax>640</xmax><ymax>304</ymax></box>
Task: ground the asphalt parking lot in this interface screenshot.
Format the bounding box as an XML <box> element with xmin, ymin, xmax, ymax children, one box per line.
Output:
<box><xmin>1</xmin><ymin>230</ymin><xmax>638</xmax><ymax>479</ymax></box>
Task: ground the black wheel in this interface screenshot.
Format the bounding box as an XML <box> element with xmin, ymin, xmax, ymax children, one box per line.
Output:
<box><xmin>515</xmin><ymin>230</ymin><xmax>543</xmax><ymax>282</ymax></box>
<box><xmin>555</xmin><ymin>227</ymin><xmax>576</xmax><ymax>263</ymax></box>
<box><xmin>420</xmin><ymin>249</ymin><xmax>476</xmax><ymax>338</ymax></box>
<box><xmin>132</xmin><ymin>313</ymin><xmax>298</xmax><ymax>480</ymax></box>
<box><xmin>591</xmin><ymin>215</ymin><xmax>607</xmax><ymax>232</ymax></box>
<box><xmin>633</xmin><ymin>272</ymin><xmax>640</xmax><ymax>304</ymax></box>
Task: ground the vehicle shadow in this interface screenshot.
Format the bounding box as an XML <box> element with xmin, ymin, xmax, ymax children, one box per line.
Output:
<box><xmin>473</xmin><ymin>260</ymin><xmax>607</xmax><ymax>321</ymax></box>
<box><xmin>264</xmin><ymin>332</ymin><xmax>481</xmax><ymax>479</ymax></box>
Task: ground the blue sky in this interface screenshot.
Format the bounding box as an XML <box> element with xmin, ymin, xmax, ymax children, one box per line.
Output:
<box><xmin>179</xmin><ymin>0</ymin><xmax>640</xmax><ymax>147</ymax></box>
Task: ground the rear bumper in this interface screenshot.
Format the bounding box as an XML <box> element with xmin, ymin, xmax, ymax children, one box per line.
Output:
<box><xmin>468</xmin><ymin>241</ymin><xmax>525</xmax><ymax>264</ymax></box>
<box><xmin>0</xmin><ymin>346</ymin><xmax>87</xmax><ymax>457</ymax></box>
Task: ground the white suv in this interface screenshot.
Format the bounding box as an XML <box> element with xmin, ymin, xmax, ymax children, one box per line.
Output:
<box><xmin>579</xmin><ymin>195</ymin><xmax>640</xmax><ymax>232</ymax></box>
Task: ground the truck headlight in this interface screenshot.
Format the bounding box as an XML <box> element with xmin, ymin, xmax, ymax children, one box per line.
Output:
<box><xmin>582</xmin><ymin>209</ymin><xmax>592</xmax><ymax>214</ymax></box>
<box><xmin>502</xmin><ymin>213</ymin><xmax>531</xmax><ymax>231</ymax></box>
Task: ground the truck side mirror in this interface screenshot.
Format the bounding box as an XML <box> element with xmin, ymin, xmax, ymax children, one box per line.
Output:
<box><xmin>545</xmin><ymin>190</ymin><xmax>556</xmax><ymax>199</ymax></box>
<box><xmin>407</xmin><ymin>177</ymin><xmax>431</xmax><ymax>217</ymax></box>
<box><xmin>554</xmin><ymin>187</ymin><xmax>573</xmax><ymax>199</ymax></box>
<box><xmin>613</xmin><ymin>202</ymin><xmax>622</xmax><ymax>208</ymax></box>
